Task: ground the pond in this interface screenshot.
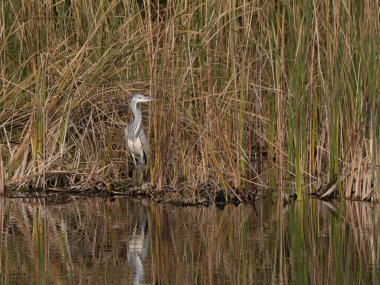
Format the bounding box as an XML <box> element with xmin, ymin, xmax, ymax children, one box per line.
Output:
<box><xmin>0</xmin><ymin>196</ymin><xmax>378</xmax><ymax>284</ymax></box>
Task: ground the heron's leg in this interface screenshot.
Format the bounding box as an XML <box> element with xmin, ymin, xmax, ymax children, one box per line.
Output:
<box><xmin>131</xmin><ymin>154</ymin><xmax>137</xmax><ymax>167</ymax></box>
<box><xmin>137</xmin><ymin>151</ymin><xmax>146</xmax><ymax>186</ymax></box>
<box><xmin>139</xmin><ymin>170</ymin><xmax>144</xmax><ymax>186</ymax></box>
<box><xmin>130</xmin><ymin>154</ymin><xmax>138</xmax><ymax>183</ymax></box>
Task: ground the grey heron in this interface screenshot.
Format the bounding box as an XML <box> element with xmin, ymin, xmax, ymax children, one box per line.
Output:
<box><xmin>125</xmin><ymin>94</ymin><xmax>152</xmax><ymax>181</ymax></box>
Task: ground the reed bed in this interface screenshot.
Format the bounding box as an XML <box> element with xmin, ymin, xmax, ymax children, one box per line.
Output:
<box><xmin>0</xmin><ymin>0</ymin><xmax>379</xmax><ymax>200</ymax></box>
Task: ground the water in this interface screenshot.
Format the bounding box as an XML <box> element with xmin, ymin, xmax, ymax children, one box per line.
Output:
<box><xmin>0</xmin><ymin>196</ymin><xmax>379</xmax><ymax>284</ymax></box>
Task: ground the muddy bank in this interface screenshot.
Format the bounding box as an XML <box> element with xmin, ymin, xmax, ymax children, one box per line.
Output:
<box><xmin>5</xmin><ymin>182</ymin><xmax>275</xmax><ymax>207</ymax></box>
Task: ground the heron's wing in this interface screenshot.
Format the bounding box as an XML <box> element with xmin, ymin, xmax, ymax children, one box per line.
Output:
<box><xmin>139</xmin><ymin>128</ymin><xmax>149</xmax><ymax>160</ymax></box>
<box><xmin>125</xmin><ymin>126</ymin><xmax>129</xmax><ymax>141</ymax></box>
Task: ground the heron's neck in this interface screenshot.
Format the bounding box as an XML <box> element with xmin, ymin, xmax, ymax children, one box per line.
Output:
<box><xmin>131</xmin><ymin>102</ymin><xmax>142</xmax><ymax>138</ymax></box>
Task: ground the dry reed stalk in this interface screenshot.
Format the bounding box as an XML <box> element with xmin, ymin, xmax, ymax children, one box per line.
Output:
<box><xmin>0</xmin><ymin>147</ymin><xmax>4</xmax><ymax>195</ymax></box>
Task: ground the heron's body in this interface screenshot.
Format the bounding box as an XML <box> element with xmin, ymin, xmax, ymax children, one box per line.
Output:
<box><xmin>125</xmin><ymin>128</ymin><xmax>148</xmax><ymax>169</ymax></box>
<box><xmin>125</xmin><ymin>94</ymin><xmax>152</xmax><ymax>172</ymax></box>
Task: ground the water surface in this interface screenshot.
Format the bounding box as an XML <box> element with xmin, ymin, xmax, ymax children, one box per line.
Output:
<box><xmin>0</xmin><ymin>196</ymin><xmax>378</xmax><ymax>284</ymax></box>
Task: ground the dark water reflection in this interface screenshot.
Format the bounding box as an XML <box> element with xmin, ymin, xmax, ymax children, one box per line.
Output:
<box><xmin>0</xmin><ymin>196</ymin><xmax>379</xmax><ymax>284</ymax></box>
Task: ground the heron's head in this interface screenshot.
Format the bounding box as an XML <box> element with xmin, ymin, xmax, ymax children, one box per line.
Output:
<box><xmin>131</xmin><ymin>94</ymin><xmax>152</xmax><ymax>104</ymax></box>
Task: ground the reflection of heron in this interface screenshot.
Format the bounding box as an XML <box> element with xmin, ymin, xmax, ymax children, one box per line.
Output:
<box><xmin>125</xmin><ymin>94</ymin><xmax>152</xmax><ymax>183</ymax></box>
<box><xmin>128</xmin><ymin>211</ymin><xmax>149</xmax><ymax>285</ymax></box>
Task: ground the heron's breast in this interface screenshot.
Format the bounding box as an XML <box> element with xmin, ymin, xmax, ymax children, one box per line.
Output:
<box><xmin>127</xmin><ymin>137</ymin><xmax>143</xmax><ymax>154</ymax></box>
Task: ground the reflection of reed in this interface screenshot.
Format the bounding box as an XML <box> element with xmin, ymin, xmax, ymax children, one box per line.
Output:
<box><xmin>150</xmin><ymin>201</ymin><xmax>276</xmax><ymax>284</ymax></box>
<box><xmin>0</xmin><ymin>197</ymin><xmax>379</xmax><ymax>284</ymax></box>
<box><xmin>149</xmin><ymin>199</ymin><xmax>380</xmax><ymax>284</ymax></box>
<box><xmin>288</xmin><ymin>199</ymin><xmax>380</xmax><ymax>285</ymax></box>
<box><xmin>344</xmin><ymin>202</ymin><xmax>378</xmax><ymax>275</ymax></box>
<box><xmin>0</xmin><ymin>197</ymin><xmax>147</xmax><ymax>284</ymax></box>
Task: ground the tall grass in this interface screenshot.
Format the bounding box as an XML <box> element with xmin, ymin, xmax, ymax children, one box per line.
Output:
<box><xmin>0</xmin><ymin>0</ymin><xmax>379</xmax><ymax>200</ymax></box>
